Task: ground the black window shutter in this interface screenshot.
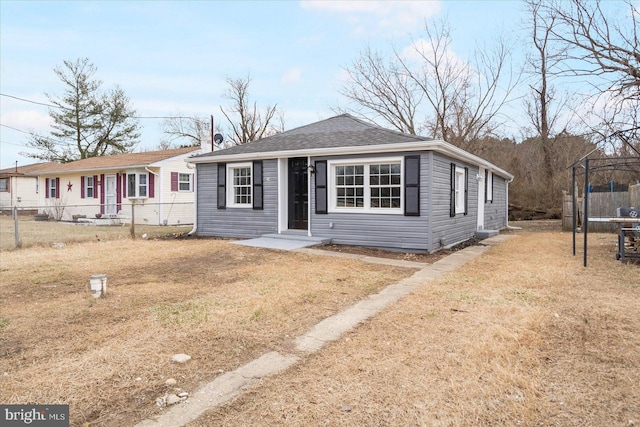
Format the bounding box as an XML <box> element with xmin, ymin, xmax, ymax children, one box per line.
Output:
<box><xmin>484</xmin><ymin>169</ymin><xmax>488</xmax><ymax>203</ymax></box>
<box><xmin>464</xmin><ymin>167</ymin><xmax>469</xmax><ymax>216</ymax></box>
<box><xmin>171</xmin><ymin>172</ymin><xmax>178</xmax><ymax>192</ymax></box>
<box><xmin>404</xmin><ymin>155</ymin><xmax>420</xmax><ymax>216</ymax></box>
<box><xmin>217</xmin><ymin>163</ymin><xmax>226</xmax><ymax>209</ymax></box>
<box><xmin>253</xmin><ymin>160</ymin><xmax>263</xmax><ymax>210</ymax></box>
<box><xmin>450</xmin><ymin>163</ymin><xmax>456</xmax><ymax>217</ymax></box>
<box><xmin>315</xmin><ymin>160</ymin><xmax>328</xmax><ymax>214</ymax></box>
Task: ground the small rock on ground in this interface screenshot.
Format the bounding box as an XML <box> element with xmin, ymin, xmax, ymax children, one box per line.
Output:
<box><xmin>171</xmin><ymin>354</ymin><xmax>191</xmax><ymax>363</ymax></box>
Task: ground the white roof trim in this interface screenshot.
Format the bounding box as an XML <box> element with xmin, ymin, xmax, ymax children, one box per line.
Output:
<box><xmin>29</xmin><ymin>151</ymin><xmax>200</xmax><ymax>177</ymax></box>
<box><xmin>33</xmin><ymin>164</ymin><xmax>156</xmax><ymax>176</ymax></box>
<box><xmin>186</xmin><ymin>140</ymin><xmax>514</xmax><ymax>180</ymax></box>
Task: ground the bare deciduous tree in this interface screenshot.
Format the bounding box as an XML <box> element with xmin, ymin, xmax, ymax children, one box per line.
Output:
<box><xmin>543</xmin><ymin>0</ymin><xmax>639</xmax><ymax>99</ymax></box>
<box><xmin>523</xmin><ymin>0</ymin><xmax>575</xmax><ymax>207</ymax></box>
<box><xmin>338</xmin><ymin>19</ymin><xmax>518</xmax><ymax>150</ymax></box>
<box><xmin>219</xmin><ymin>75</ymin><xmax>280</xmax><ymax>145</ymax></box>
<box><xmin>539</xmin><ymin>0</ymin><xmax>640</xmax><ymax>151</ymax></box>
<box><xmin>160</xmin><ymin>112</ymin><xmax>210</xmax><ymax>149</ymax></box>
<box><xmin>400</xmin><ymin>20</ymin><xmax>518</xmax><ymax>149</ymax></box>
<box><xmin>338</xmin><ymin>46</ymin><xmax>423</xmax><ymax>135</ymax></box>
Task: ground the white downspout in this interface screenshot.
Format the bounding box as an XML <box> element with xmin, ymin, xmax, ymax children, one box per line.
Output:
<box><xmin>186</xmin><ymin>161</ymin><xmax>198</xmax><ymax>235</ymax></box>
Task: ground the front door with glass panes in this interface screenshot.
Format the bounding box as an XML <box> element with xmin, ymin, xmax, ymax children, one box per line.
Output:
<box><xmin>105</xmin><ymin>175</ymin><xmax>117</xmax><ymax>215</ymax></box>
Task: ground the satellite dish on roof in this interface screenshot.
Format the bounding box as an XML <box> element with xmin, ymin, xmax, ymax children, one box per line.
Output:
<box><xmin>214</xmin><ymin>133</ymin><xmax>224</xmax><ymax>145</ymax></box>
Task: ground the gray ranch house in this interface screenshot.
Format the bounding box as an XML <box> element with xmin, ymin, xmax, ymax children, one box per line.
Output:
<box><xmin>188</xmin><ymin>114</ymin><xmax>513</xmax><ymax>252</ymax></box>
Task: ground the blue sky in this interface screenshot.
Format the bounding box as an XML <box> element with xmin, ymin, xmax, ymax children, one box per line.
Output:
<box><xmin>1</xmin><ymin>0</ymin><xmax>529</xmax><ymax>169</ymax></box>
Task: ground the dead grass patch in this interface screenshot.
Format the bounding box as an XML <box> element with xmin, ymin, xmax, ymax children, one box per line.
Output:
<box><xmin>188</xmin><ymin>230</ymin><xmax>639</xmax><ymax>427</ymax></box>
<box><xmin>0</xmin><ymin>215</ymin><xmax>192</xmax><ymax>250</ymax></box>
<box><xmin>0</xmin><ymin>238</ymin><xmax>415</xmax><ymax>426</ymax></box>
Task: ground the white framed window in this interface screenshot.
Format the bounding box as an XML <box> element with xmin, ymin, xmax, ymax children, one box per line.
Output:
<box><xmin>329</xmin><ymin>157</ymin><xmax>403</xmax><ymax>214</ymax></box>
<box><xmin>48</xmin><ymin>177</ymin><xmax>57</xmax><ymax>199</ymax></box>
<box><xmin>85</xmin><ymin>176</ymin><xmax>95</xmax><ymax>198</ymax></box>
<box><xmin>455</xmin><ymin>166</ymin><xmax>466</xmax><ymax>215</ymax></box>
<box><xmin>0</xmin><ymin>178</ymin><xmax>8</xmax><ymax>192</ymax></box>
<box><xmin>178</xmin><ymin>173</ymin><xmax>193</xmax><ymax>192</ymax></box>
<box><xmin>127</xmin><ymin>172</ymin><xmax>148</xmax><ymax>198</ymax></box>
<box><xmin>227</xmin><ymin>162</ymin><xmax>252</xmax><ymax>207</ymax></box>
<box><xmin>335</xmin><ymin>164</ymin><xmax>364</xmax><ymax>208</ymax></box>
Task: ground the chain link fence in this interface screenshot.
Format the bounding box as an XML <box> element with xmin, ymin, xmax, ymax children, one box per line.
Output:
<box><xmin>1</xmin><ymin>202</ymin><xmax>194</xmax><ymax>250</ymax></box>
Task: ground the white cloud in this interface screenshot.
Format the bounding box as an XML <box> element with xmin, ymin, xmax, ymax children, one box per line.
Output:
<box><xmin>1</xmin><ymin>109</ymin><xmax>52</xmax><ymax>133</ymax></box>
<box><xmin>300</xmin><ymin>0</ymin><xmax>441</xmax><ymax>36</ymax></box>
<box><xmin>282</xmin><ymin>67</ymin><xmax>303</xmax><ymax>83</ymax></box>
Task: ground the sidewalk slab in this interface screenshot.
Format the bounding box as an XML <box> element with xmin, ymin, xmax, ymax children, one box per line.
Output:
<box><xmin>296</xmin><ymin>247</ymin><xmax>428</xmax><ymax>268</ymax></box>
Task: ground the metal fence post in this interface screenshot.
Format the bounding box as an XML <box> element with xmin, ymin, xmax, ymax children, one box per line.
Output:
<box><xmin>13</xmin><ymin>206</ymin><xmax>21</xmax><ymax>248</ymax></box>
<box><xmin>130</xmin><ymin>202</ymin><xmax>136</xmax><ymax>239</ymax></box>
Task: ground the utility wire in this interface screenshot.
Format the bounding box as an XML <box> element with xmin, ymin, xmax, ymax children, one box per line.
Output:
<box><xmin>1</xmin><ymin>123</ymin><xmax>74</xmax><ymax>147</ymax></box>
<box><xmin>0</xmin><ymin>93</ymin><xmax>59</xmax><ymax>109</ymax></box>
<box><xmin>1</xmin><ymin>92</ymin><xmax>201</xmax><ymax>119</ymax></box>
<box><xmin>0</xmin><ymin>139</ymin><xmax>26</xmax><ymax>147</ymax></box>
<box><xmin>1</xmin><ymin>123</ymin><xmax>33</xmax><ymax>134</ymax></box>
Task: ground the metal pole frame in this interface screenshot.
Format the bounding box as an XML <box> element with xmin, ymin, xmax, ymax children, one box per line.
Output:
<box><xmin>13</xmin><ymin>206</ymin><xmax>20</xmax><ymax>249</ymax></box>
<box><xmin>583</xmin><ymin>158</ymin><xmax>589</xmax><ymax>267</ymax></box>
<box><xmin>572</xmin><ymin>165</ymin><xmax>576</xmax><ymax>256</ymax></box>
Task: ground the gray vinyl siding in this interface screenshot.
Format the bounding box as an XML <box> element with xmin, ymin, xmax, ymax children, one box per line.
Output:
<box><xmin>196</xmin><ymin>160</ymin><xmax>278</xmax><ymax>238</ymax></box>
<box><xmin>429</xmin><ymin>153</ymin><xmax>478</xmax><ymax>250</ymax></box>
<box><xmin>484</xmin><ymin>174</ymin><xmax>508</xmax><ymax>230</ymax></box>
<box><xmin>310</xmin><ymin>152</ymin><xmax>431</xmax><ymax>252</ymax></box>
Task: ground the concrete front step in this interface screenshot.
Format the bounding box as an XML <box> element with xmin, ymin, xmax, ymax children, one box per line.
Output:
<box><xmin>262</xmin><ymin>233</ymin><xmax>331</xmax><ymax>246</ymax></box>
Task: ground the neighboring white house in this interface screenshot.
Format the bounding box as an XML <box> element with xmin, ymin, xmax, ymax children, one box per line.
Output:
<box><xmin>0</xmin><ymin>162</ymin><xmax>51</xmax><ymax>214</ymax></box>
<box><xmin>1</xmin><ymin>147</ymin><xmax>203</xmax><ymax>225</ymax></box>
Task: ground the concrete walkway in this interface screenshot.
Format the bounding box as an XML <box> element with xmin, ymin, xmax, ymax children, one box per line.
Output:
<box><xmin>136</xmin><ymin>234</ymin><xmax>515</xmax><ymax>427</ymax></box>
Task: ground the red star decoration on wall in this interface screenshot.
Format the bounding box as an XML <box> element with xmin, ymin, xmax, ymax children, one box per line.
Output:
<box><xmin>67</xmin><ymin>181</ymin><xmax>73</xmax><ymax>192</ymax></box>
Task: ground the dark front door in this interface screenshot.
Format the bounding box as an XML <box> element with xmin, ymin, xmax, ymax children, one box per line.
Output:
<box><xmin>288</xmin><ymin>157</ymin><xmax>308</xmax><ymax>230</ymax></box>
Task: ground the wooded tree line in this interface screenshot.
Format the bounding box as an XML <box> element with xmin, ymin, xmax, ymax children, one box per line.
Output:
<box><xmin>338</xmin><ymin>0</ymin><xmax>639</xmax><ymax>213</ymax></box>
<box><xmin>26</xmin><ymin>0</ymin><xmax>638</xmax><ymax>214</ymax></box>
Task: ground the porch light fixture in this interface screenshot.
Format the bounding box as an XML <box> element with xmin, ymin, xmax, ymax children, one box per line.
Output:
<box><xmin>308</xmin><ymin>165</ymin><xmax>316</xmax><ymax>173</ymax></box>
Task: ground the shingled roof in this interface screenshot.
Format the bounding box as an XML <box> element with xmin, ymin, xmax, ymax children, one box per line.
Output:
<box><xmin>188</xmin><ymin>114</ymin><xmax>514</xmax><ymax>180</ymax></box>
<box><xmin>0</xmin><ymin>162</ymin><xmax>54</xmax><ymax>177</ymax></box>
<box><xmin>15</xmin><ymin>147</ymin><xmax>199</xmax><ymax>175</ymax></box>
<box><xmin>193</xmin><ymin>114</ymin><xmax>429</xmax><ymax>159</ymax></box>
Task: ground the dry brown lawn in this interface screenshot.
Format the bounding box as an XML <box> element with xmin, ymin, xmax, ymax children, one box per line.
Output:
<box><xmin>0</xmin><ymin>214</ymin><xmax>194</xmax><ymax>250</ymax></box>
<box><xmin>187</xmin><ymin>223</ymin><xmax>640</xmax><ymax>427</ymax></box>
<box><xmin>2</xmin><ymin>221</ymin><xmax>639</xmax><ymax>427</ymax></box>
<box><xmin>0</xmin><ymin>236</ymin><xmax>414</xmax><ymax>426</ymax></box>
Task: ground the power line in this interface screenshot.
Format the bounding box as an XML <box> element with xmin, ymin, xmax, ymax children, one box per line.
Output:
<box><xmin>1</xmin><ymin>123</ymin><xmax>33</xmax><ymax>134</ymax></box>
<box><xmin>0</xmin><ymin>123</ymin><xmax>75</xmax><ymax>147</ymax></box>
<box><xmin>0</xmin><ymin>139</ymin><xmax>27</xmax><ymax>147</ymax></box>
<box><xmin>0</xmin><ymin>92</ymin><xmax>59</xmax><ymax>109</ymax></box>
<box><xmin>1</xmin><ymin>92</ymin><xmax>202</xmax><ymax>119</ymax></box>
